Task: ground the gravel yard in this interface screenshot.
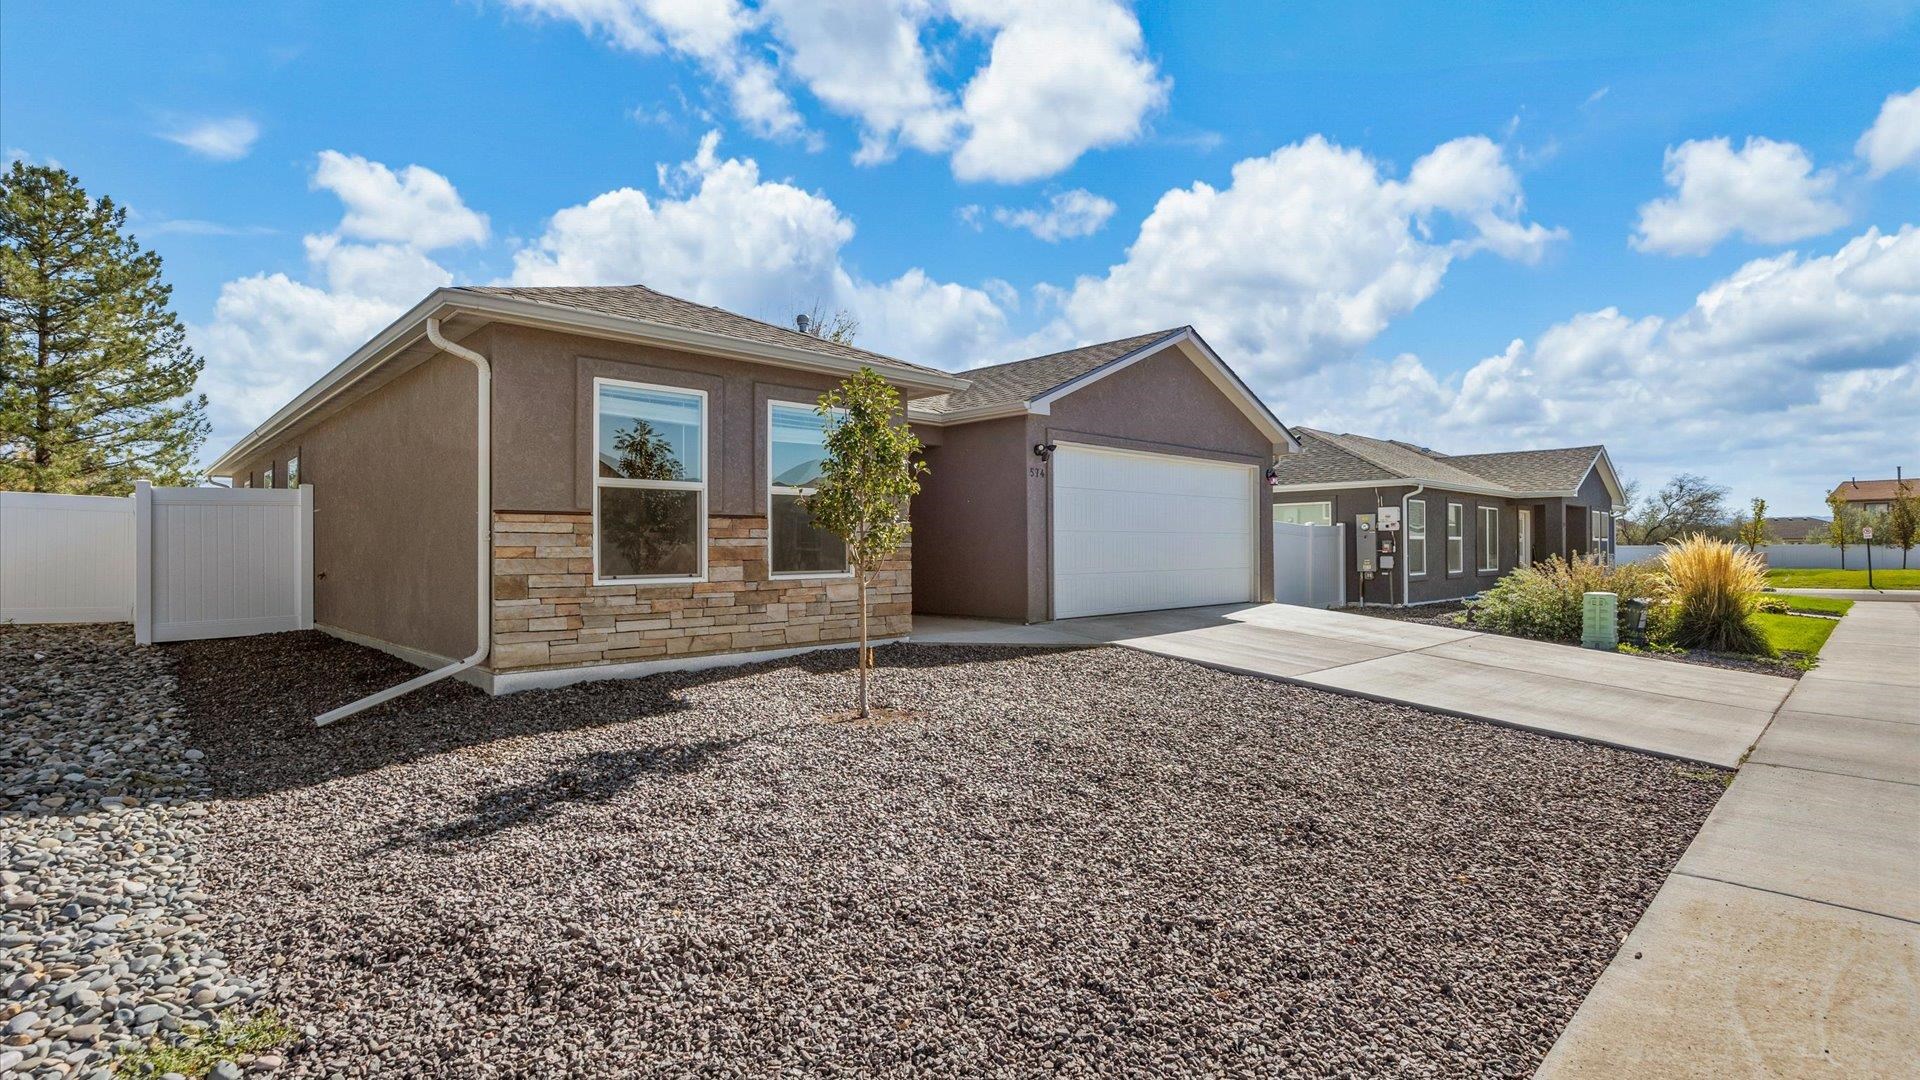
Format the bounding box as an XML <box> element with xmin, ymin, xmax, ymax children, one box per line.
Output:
<box><xmin>151</xmin><ymin>629</ymin><xmax>1726</xmax><ymax>1078</ymax></box>
<box><xmin>1</xmin><ymin>626</ymin><xmax>261</xmax><ymax>1079</ymax></box>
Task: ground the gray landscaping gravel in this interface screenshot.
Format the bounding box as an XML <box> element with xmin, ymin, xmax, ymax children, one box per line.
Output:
<box><xmin>166</xmin><ymin>629</ymin><xmax>1726</xmax><ymax>1078</ymax></box>
<box><xmin>1</xmin><ymin>625</ymin><xmax>262</xmax><ymax>1079</ymax></box>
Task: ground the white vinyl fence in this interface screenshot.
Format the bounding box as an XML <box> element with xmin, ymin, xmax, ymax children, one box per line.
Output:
<box><xmin>1273</xmin><ymin>521</ymin><xmax>1346</xmax><ymax>608</ymax></box>
<box><xmin>1617</xmin><ymin>542</ymin><xmax>1910</xmax><ymax>569</ymax></box>
<box><xmin>0</xmin><ymin>481</ymin><xmax>312</xmax><ymax>643</ymax></box>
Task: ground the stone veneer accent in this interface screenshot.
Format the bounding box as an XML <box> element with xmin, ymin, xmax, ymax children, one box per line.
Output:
<box><xmin>490</xmin><ymin>511</ymin><xmax>911</xmax><ymax>672</ymax></box>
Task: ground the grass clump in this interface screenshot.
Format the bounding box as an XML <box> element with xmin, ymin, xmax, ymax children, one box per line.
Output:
<box><xmin>1660</xmin><ymin>536</ymin><xmax>1768</xmax><ymax>654</ymax></box>
<box><xmin>1467</xmin><ymin>554</ymin><xmax>1664</xmax><ymax>642</ymax></box>
<box><xmin>115</xmin><ymin>1011</ymin><xmax>295</xmax><ymax>1078</ymax></box>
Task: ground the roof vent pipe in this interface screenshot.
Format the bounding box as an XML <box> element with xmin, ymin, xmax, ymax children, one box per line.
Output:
<box><xmin>315</xmin><ymin>317</ymin><xmax>491</xmax><ymax>726</ymax></box>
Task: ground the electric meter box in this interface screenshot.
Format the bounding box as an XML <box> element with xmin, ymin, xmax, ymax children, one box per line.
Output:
<box><xmin>1354</xmin><ymin>513</ymin><xmax>1378</xmax><ymax>573</ymax></box>
<box><xmin>1378</xmin><ymin>506</ymin><xmax>1401</xmax><ymax>532</ymax></box>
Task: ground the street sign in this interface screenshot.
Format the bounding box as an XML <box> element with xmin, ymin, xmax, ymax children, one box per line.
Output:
<box><xmin>1862</xmin><ymin>526</ymin><xmax>1874</xmax><ymax>540</ymax></box>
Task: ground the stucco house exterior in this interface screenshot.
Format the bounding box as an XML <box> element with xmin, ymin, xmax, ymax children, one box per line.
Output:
<box><xmin>1828</xmin><ymin>477</ymin><xmax>1911</xmax><ymax>517</ymax></box>
<box><xmin>1267</xmin><ymin>429</ymin><xmax>1627</xmax><ymax>606</ymax></box>
<box><xmin>209</xmin><ymin>286</ymin><xmax>1296</xmax><ymax>694</ymax></box>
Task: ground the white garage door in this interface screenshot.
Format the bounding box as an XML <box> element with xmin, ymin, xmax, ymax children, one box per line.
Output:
<box><xmin>1051</xmin><ymin>444</ymin><xmax>1258</xmax><ymax>619</ymax></box>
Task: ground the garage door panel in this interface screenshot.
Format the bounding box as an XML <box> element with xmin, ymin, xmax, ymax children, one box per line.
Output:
<box><xmin>1051</xmin><ymin>444</ymin><xmax>1257</xmax><ymax>619</ymax></box>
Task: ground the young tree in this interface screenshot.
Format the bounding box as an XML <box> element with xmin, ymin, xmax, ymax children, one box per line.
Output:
<box><xmin>1620</xmin><ymin>473</ymin><xmax>1730</xmax><ymax>544</ymax></box>
<box><xmin>1824</xmin><ymin>488</ymin><xmax>1858</xmax><ymax>562</ymax></box>
<box><xmin>1733</xmin><ymin>497</ymin><xmax>1771</xmax><ymax>551</ymax></box>
<box><xmin>0</xmin><ymin>162</ymin><xmax>208</xmax><ymax>492</ymax></box>
<box><xmin>806</xmin><ymin>367</ymin><xmax>925</xmax><ymax>718</ymax></box>
<box><xmin>1887</xmin><ymin>476</ymin><xmax>1918</xmax><ymax>570</ymax></box>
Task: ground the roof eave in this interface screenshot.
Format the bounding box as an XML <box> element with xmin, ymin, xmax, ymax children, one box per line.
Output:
<box><xmin>210</xmin><ymin>288</ymin><xmax>970</xmax><ymax>475</ymax></box>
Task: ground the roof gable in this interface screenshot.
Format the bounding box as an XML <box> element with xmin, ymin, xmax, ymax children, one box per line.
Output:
<box><xmin>1274</xmin><ymin>429</ymin><xmax>1621</xmax><ymax>501</ymax></box>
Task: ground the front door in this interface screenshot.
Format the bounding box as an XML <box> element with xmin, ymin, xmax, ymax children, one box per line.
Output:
<box><xmin>1516</xmin><ymin>507</ymin><xmax>1532</xmax><ymax>568</ymax></box>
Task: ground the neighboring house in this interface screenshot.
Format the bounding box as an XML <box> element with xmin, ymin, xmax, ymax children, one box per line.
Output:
<box><xmin>1828</xmin><ymin>477</ymin><xmax>1909</xmax><ymax>517</ymax></box>
<box><xmin>908</xmin><ymin>327</ymin><xmax>1297</xmax><ymax>623</ymax></box>
<box><xmin>210</xmin><ymin>286</ymin><xmax>1297</xmax><ymax>691</ymax></box>
<box><xmin>1765</xmin><ymin>516</ymin><xmax>1830</xmax><ymax>544</ymax></box>
<box><xmin>1268</xmin><ymin>429</ymin><xmax>1627</xmax><ymax>606</ymax></box>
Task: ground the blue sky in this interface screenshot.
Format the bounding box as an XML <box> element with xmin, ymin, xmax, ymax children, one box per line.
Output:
<box><xmin>5</xmin><ymin>0</ymin><xmax>1918</xmax><ymax>513</ymax></box>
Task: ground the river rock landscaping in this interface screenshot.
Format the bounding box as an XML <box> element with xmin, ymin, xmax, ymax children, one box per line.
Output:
<box><xmin>152</xmin><ymin>628</ymin><xmax>1726</xmax><ymax>1078</ymax></box>
<box><xmin>1</xmin><ymin>625</ymin><xmax>265</xmax><ymax>1080</ymax></box>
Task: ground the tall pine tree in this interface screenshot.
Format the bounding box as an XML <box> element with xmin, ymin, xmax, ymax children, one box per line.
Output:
<box><xmin>1</xmin><ymin>162</ymin><xmax>208</xmax><ymax>493</ymax></box>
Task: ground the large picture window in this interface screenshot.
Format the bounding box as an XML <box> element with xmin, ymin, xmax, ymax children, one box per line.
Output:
<box><xmin>1478</xmin><ymin>506</ymin><xmax>1499</xmax><ymax>572</ymax></box>
<box><xmin>768</xmin><ymin>402</ymin><xmax>848</xmax><ymax>577</ymax></box>
<box><xmin>1446</xmin><ymin>502</ymin><xmax>1464</xmax><ymax>575</ymax></box>
<box><xmin>594</xmin><ymin>379</ymin><xmax>705</xmax><ymax>583</ymax></box>
<box><xmin>1406</xmin><ymin>499</ymin><xmax>1426</xmax><ymax>577</ymax></box>
<box><xmin>1274</xmin><ymin>501</ymin><xmax>1333</xmax><ymax>526</ymax></box>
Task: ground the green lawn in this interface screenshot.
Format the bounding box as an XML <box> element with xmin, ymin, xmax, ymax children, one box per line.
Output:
<box><xmin>1773</xmin><ymin>595</ymin><xmax>1854</xmax><ymax>617</ymax></box>
<box><xmin>1752</xmin><ymin>612</ymin><xmax>1838</xmax><ymax>658</ymax></box>
<box><xmin>1765</xmin><ymin>568</ymin><xmax>1920</xmax><ymax>590</ymax></box>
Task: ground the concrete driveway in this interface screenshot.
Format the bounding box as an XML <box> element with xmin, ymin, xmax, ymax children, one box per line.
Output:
<box><xmin>913</xmin><ymin>603</ymin><xmax>1796</xmax><ymax>768</ymax></box>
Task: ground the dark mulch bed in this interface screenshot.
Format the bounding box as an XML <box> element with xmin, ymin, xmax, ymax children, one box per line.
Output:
<box><xmin>168</xmin><ymin>631</ymin><xmax>1725</xmax><ymax>1078</ymax></box>
<box><xmin>1339</xmin><ymin>603</ymin><xmax>1805</xmax><ymax>679</ymax></box>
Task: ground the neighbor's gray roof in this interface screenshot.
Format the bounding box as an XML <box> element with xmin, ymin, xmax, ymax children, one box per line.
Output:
<box><xmin>1275</xmin><ymin>429</ymin><xmax>1607</xmax><ymax>496</ymax></box>
<box><xmin>1445</xmin><ymin>445</ymin><xmax>1605</xmax><ymax>493</ymax></box>
<box><xmin>459</xmin><ymin>285</ymin><xmax>948</xmax><ymax>376</ymax></box>
<box><xmin>907</xmin><ymin>328</ymin><xmax>1185</xmax><ymax>416</ymax></box>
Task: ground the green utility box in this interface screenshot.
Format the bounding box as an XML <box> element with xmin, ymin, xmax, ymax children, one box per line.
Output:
<box><xmin>1582</xmin><ymin>591</ymin><xmax>1618</xmax><ymax>650</ymax></box>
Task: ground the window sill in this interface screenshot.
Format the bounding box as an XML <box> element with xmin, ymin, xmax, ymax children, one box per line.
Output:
<box><xmin>594</xmin><ymin>575</ymin><xmax>707</xmax><ymax>588</ymax></box>
<box><xmin>769</xmin><ymin>571</ymin><xmax>855</xmax><ymax>582</ymax></box>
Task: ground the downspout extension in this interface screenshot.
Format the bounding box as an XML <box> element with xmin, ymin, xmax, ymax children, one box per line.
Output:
<box><xmin>315</xmin><ymin>317</ymin><xmax>491</xmax><ymax>726</ymax></box>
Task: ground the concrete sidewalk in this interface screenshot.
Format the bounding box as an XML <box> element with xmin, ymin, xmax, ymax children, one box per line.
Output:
<box><xmin>1537</xmin><ymin>600</ymin><xmax>1920</xmax><ymax>1078</ymax></box>
<box><xmin>915</xmin><ymin>603</ymin><xmax>1794</xmax><ymax>767</ymax></box>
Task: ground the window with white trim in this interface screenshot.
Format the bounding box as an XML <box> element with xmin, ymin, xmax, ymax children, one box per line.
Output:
<box><xmin>1446</xmin><ymin>502</ymin><xmax>1464</xmax><ymax>575</ymax></box>
<box><xmin>286</xmin><ymin>455</ymin><xmax>300</xmax><ymax>489</ymax></box>
<box><xmin>1274</xmin><ymin>501</ymin><xmax>1333</xmax><ymax>526</ymax></box>
<box><xmin>1591</xmin><ymin>509</ymin><xmax>1611</xmax><ymax>559</ymax></box>
<box><xmin>1478</xmin><ymin>506</ymin><xmax>1499</xmax><ymax>572</ymax></box>
<box><xmin>593</xmin><ymin>379</ymin><xmax>705</xmax><ymax>583</ymax></box>
<box><xmin>1406</xmin><ymin>499</ymin><xmax>1426</xmax><ymax>577</ymax></box>
<box><xmin>263</xmin><ymin>463</ymin><xmax>275</xmax><ymax>489</ymax></box>
<box><xmin>768</xmin><ymin>402</ymin><xmax>849</xmax><ymax>577</ymax></box>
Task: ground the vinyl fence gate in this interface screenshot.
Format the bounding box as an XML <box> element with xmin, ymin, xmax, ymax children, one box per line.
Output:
<box><xmin>1272</xmin><ymin>520</ymin><xmax>1347</xmax><ymax>608</ymax></box>
<box><xmin>0</xmin><ymin>481</ymin><xmax>312</xmax><ymax>643</ymax></box>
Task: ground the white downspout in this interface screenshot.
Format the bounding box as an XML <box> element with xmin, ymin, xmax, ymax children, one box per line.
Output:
<box><xmin>315</xmin><ymin>317</ymin><xmax>491</xmax><ymax>726</ymax></box>
<box><xmin>1400</xmin><ymin>484</ymin><xmax>1424</xmax><ymax>607</ymax></box>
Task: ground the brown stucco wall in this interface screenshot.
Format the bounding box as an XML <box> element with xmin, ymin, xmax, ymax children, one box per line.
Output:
<box><xmin>228</xmin><ymin>350</ymin><xmax>479</xmax><ymax>660</ymax></box>
<box><xmin>907</xmin><ymin>415</ymin><xmax>1029</xmax><ymax>620</ymax></box>
<box><xmin>911</xmin><ymin>344</ymin><xmax>1279</xmax><ymax>623</ymax></box>
<box><xmin>485</xmin><ymin>323</ymin><xmax>852</xmax><ymax>516</ymax></box>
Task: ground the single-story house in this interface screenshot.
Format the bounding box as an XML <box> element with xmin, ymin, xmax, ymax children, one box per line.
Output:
<box><xmin>209</xmin><ymin>286</ymin><xmax>1296</xmax><ymax>694</ymax></box>
<box><xmin>1765</xmin><ymin>516</ymin><xmax>1831</xmax><ymax>544</ymax></box>
<box><xmin>1267</xmin><ymin>428</ymin><xmax>1627</xmax><ymax>606</ymax></box>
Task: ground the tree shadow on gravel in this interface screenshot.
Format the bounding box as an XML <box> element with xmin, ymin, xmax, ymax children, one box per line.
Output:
<box><xmin>368</xmin><ymin>736</ymin><xmax>757</xmax><ymax>852</ymax></box>
<box><xmin>167</xmin><ymin>630</ymin><xmax>1060</xmax><ymax>801</ymax></box>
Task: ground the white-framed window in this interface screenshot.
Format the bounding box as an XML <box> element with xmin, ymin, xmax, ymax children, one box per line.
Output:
<box><xmin>263</xmin><ymin>463</ymin><xmax>275</xmax><ymax>489</ymax></box>
<box><xmin>1274</xmin><ymin>501</ymin><xmax>1334</xmax><ymax>527</ymax></box>
<box><xmin>592</xmin><ymin>378</ymin><xmax>706</xmax><ymax>584</ymax></box>
<box><xmin>1591</xmin><ymin>509</ymin><xmax>1612</xmax><ymax>559</ymax></box>
<box><xmin>768</xmin><ymin>400</ymin><xmax>850</xmax><ymax>578</ymax></box>
<box><xmin>1446</xmin><ymin>502</ymin><xmax>1464</xmax><ymax>575</ymax></box>
<box><xmin>286</xmin><ymin>455</ymin><xmax>300</xmax><ymax>489</ymax></box>
<box><xmin>1478</xmin><ymin>506</ymin><xmax>1499</xmax><ymax>572</ymax></box>
<box><xmin>1406</xmin><ymin>499</ymin><xmax>1427</xmax><ymax>577</ymax></box>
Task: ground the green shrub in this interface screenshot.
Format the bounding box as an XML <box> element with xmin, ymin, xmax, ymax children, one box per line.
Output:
<box><xmin>1755</xmin><ymin>596</ymin><xmax>1790</xmax><ymax>614</ymax></box>
<box><xmin>1468</xmin><ymin>554</ymin><xmax>1665</xmax><ymax>642</ymax></box>
<box><xmin>1659</xmin><ymin>534</ymin><xmax>1768</xmax><ymax>654</ymax></box>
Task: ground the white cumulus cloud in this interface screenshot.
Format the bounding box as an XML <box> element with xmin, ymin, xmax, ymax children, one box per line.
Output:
<box><xmin>497</xmin><ymin>0</ymin><xmax>1168</xmax><ymax>182</ymax></box>
<box><xmin>991</xmin><ymin>189</ymin><xmax>1117</xmax><ymax>241</ymax></box>
<box><xmin>195</xmin><ymin>155</ymin><xmax>485</xmax><ymax>447</ymax></box>
<box><xmin>1047</xmin><ymin>135</ymin><xmax>1562</xmax><ymax>378</ymax></box>
<box><xmin>158</xmin><ymin>116</ymin><xmax>261</xmax><ymax>161</ymax></box>
<box><xmin>1297</xmin><ymin>226</ymin><xmax>1920</xmax><ymax>510</ymax></box>
<box><xmin>1856</xmin><ymin>85</ymin><xmax>1920</xmax><ymax>178</ymax></box>
<box><xmin>1632</xmin><ymin>136</ymin><xmax>1848</xmax><ymax>255</ymax></box>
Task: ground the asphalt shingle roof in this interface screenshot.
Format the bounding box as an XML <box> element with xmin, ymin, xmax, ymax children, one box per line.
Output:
<box><xmin>907</xmin><ymin>328</ymin><xmax>1186</xmax><ymax>416</ymax></box>
<box><xmin>1445</xmin><ymin>445</ymin><xmax>1605</xmax><ymax>493</ymax></box>
<box><xmin>1275</xmin><ymin>429</ymin><xmax>1607</xmax><ymax>496</ymax></box>
<box><xmin>460</xmin><ymin>284</ymin><xmax>949</xmax><ymax>376</ymax></box>
<box><xmin>1829</xmin><ymin>478</ymin><xmax>1911</xmax><ymax>501</ymax></box>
